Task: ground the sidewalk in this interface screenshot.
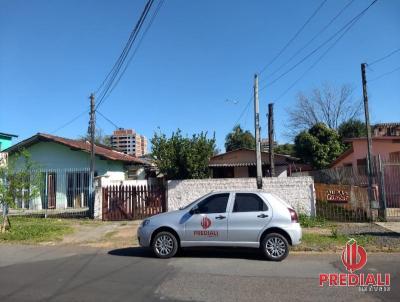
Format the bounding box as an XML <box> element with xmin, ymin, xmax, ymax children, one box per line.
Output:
<box><xmin>375</xmin><ymin>222</ymin><xmax>400</xmax><ymax>234</ymax></box>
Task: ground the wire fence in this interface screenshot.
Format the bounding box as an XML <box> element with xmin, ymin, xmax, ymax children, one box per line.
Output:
<box><xmin>293</xmin><ymin>156</ymin><xmax>400</xmax><ymax>222</ymax></box>
<box><xmin>6</xmin><ymin>168</ymin><xmax>92</xmax><ymax>219</ymax></box>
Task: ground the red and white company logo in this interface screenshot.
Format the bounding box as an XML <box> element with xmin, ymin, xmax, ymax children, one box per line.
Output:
<box><xmin>319</xmin><ymin>239</ymin><xmax>391</xmax><ymax>291</ymax></box>
<box><xmin>201</xmin><ymin>216</ymin><xmax>212</xmax><ymax>229</ymax></box>
<box><xmin>341</xmin><ymin>238</ymin><xmax>367</xmax><ymax>273</ymax></box>
<box><xmin>194</xmin><ymin>216</ymin><xmax>218</xmax><ymax>237</ymax></box>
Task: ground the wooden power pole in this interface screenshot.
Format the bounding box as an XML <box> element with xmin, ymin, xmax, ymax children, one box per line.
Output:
<box><xmin>268</xmin><ymin>103</ymin><xmax>275</xmax><ymax>177</ymax></box>
<box><xmin>361</xmin><ymin>63</ymin><xmax>374</xmax><ymax>209</ymax></box>
<box><xmin>254</xmin><ymin>74</ymin><xmax>262</xmax><ymax>189</ymax></box>
<box><xmin>89</xmin><ymin>93</ymin><xmax>96</xmax><ymax>216</ymax></box>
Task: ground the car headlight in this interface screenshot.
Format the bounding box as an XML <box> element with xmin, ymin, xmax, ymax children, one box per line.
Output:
<box><xmin>142</xmin><ymin>219</ymin><xmax>150</xmax><ymax>227</ymax></box>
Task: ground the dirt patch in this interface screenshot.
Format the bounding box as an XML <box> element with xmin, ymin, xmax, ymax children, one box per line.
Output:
<box><xmin>45</xmin><ymin>220</ymin><xmax>141</xmax><ymax>248</ymax></box>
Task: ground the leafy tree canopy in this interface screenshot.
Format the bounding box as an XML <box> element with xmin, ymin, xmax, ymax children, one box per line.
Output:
<box><xmin>294</xmin><ymin>123</ymin><xmax>344</xmax><ymax>169</ymax></box>
<box><xmin>225</xmin><ymin>125</ymin><xmax>255</xmax><ymax>152</ymax></box>
<box><xmin>151</xmin><ymin>129</ymin><xmax>216</xmax><ymax>180</ymax></box>
<box><xmin>338</xmin><ymin>119</ymin><xmax>367</xmax><ymax>141</ymax></box>
<box><xmin>274</xmin><ymin>143</ymin><xmax>296</xmax><ymax>157</ymax></box>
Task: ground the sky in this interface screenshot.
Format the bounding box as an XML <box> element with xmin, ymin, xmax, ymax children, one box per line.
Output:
<box><xmin>0</xmin><ymin>0</ymin><xmax>399</xmax><ymax>152</ymax></box>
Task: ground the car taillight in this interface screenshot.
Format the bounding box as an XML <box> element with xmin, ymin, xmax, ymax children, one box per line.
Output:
<box><xmin>288</xmin><ymin>208</ymin><xmax>298</xmax><ymax>223</ymax></box>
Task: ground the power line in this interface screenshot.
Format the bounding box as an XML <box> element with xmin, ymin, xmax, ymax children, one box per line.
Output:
<box><xmin>275</xmin><ymin>9</ymin><xmax>367</xmax><ymax>101</ymax></box>
<box><xmin>95</xmin><ymin>0</ymin><xmax>156</xmax><ymax>110</ymax></box>
<box><xmin>369</xmin><ymin>66</ymin><xmax>400</xmax><ymax>82</ymax></box>
<box><xmin>233</xmin><ymin>95</ymin><xmax>253</xmax><ymax>126</ymax></box>
<box><xmin>52</xmin><ymin>110</ymin><xmax>89</xmax><ymax>134</ymax></box>
<box><xmin>261</xmin><ymin>0</ymin><xmax>355</xmax><ymax>83</ymax></box>
<box><xmin>97</xmin><ymin>110</ymin><xmax>120</xmax><ymax>129</ymax></box>
<box><xmin>368</xmin><ymin>48</ymin><xmax>400</xmax><ymax>66</ymax></box>
<box><xmin>101</xmin><ymin>0</ymin><xmax>165</xmax><ymax>103</ymax></box>
<box><xmin>259</xmin><ymin>0</ymin><xmax>378</xmax><ymax>93</ymax></box>
<box><xmin>258</xmin><ymin>0</ymin><xmax>328</xmax><ymax>75</ymax></box>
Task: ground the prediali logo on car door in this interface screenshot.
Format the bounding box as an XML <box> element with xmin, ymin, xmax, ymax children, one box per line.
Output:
<box><xmin>193</xmin><ymin>215</ymin><xmax>219</xmax><ymax>237</ymax></box>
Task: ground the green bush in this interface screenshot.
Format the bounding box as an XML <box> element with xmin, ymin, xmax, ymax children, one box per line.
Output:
<box><xmin>299</xmin><ymin>213</ymin><xmax>330</xmax><ymax>228</ymax></box>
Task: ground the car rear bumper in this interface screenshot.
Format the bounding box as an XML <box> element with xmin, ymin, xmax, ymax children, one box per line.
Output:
<box><xmin>286</xmin><ymin>223</ymin><xmax>302</xmax><ymax>245</ymax></box>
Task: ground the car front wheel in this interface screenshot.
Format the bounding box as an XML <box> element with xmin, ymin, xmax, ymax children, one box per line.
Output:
<box><xmin>152</xmin><ymin>231</ymin><xmax>178</xmax><ymax>259</ymax></box>
<box><xmin>261</xmin><ymin>233</ymin><xmax>289</xmax><ymax>261</ymax></box>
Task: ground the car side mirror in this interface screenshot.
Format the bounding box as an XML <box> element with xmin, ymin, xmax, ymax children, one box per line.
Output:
<box><xmin>190</xmin><ymin>206</ymin><xmax>199</xmax><ymax>215</ymax></box>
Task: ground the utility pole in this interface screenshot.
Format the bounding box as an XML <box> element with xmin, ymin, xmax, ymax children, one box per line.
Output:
<box><xmin>268</xmin><ymin>103</ymin><xmax>275</xmax><ymax>177</ymax></box>
<box><xmin>361</xmin><ymin>63</ymin><xmax>374</xmax><ymax>211</ymax></box>
<box><xmin>254</xmin><ymin>74</ymin><xmax>262</xmax><ymax>189</ymax></box>
<box><xmin>89</xmin><ymin>93</ymin><xmax>96</xmax><ymax>217</ymax></box>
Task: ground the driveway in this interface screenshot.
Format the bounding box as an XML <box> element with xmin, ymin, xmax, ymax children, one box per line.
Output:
<box><xmin>0</xmin><ymin>245</ymin><xmax>398</xmax><ymax>302</ymax></box>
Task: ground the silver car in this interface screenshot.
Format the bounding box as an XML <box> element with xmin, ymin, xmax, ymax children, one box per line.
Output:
<box><xmin>137</xmin><ymin>191</ymin><xmax>302</xmax><ymax>261</ymax></box>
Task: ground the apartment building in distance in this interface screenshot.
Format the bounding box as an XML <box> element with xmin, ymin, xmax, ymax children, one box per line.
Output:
<box><xmin>110</xmin><ymin>128</ymin><xmax>148</xmax><ymax>157</ymax></box>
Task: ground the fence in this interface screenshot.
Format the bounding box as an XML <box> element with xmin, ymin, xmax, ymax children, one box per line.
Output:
<box><xmin>102</xmin><ymin>184</ymin><xmax>167</xmax><ymax>221</ymax></box>
<box><xmin>8</xmin><ymin>168</ymin><xmax>92</xmax><ymax>218</ymax></box>
<box><xmin>295</xmin><ymin>156</ymin><xmax>400</xmax><ymax>221</ymax></box>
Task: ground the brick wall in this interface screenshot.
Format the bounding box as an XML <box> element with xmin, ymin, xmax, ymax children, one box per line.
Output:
<box><xmin>167</xmin><ymin>177</ymin><xmax>315</xmax><ymax>215</ymax></box>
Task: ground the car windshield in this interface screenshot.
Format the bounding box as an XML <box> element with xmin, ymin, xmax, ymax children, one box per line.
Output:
<box><xmin>179</xmin><ymin>195</ymin><xmax>207</xmax><ymax>210</ymax></box>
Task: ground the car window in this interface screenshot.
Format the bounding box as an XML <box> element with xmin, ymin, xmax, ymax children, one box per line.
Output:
<box><xmin>196</xmin><ymin>193</ymin><xmax>229</xmax><ymax>214</ymax></box>
<box><xmin>233</xmin><ymin>193</ymin><xmax>268</xmax><ymax>212</ymax></box>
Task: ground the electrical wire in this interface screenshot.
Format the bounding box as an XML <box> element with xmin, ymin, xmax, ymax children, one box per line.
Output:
<box><xmin>261</xmin><ymin>0</ymin><xmax>355</xmax><ymax>82</ymax></box>
<box><xmin>368</xmin><ymin>48</ymin><xmax>400</xmax><ymax>66</ymax></box>
<box><xmin>52</xmin><ymin>110</ymin><xmax>89</xmax><ymax>134</ymax></box>
<box><xmin>369</xmin><ymin>66</ymin><xmax>400</xmax><ymax>82</ymax></box>
<box><xmin>275</xmin><ymin>11</ymin><xmax>366</xmax><ymax>101</ymax></box>
<box><xmin>259</xmin><ymin>0</ymin><xmax>378</xmax><ymax>93</ymax></box>
<box><xmin>95</xmin><ymin>0</ymin><xmax>155</xmax><ymax>110</ymax></box>
<box><xmin>258</xmin><ymin>0</ymin><xmax>328</xmax><ymax>75</ymax></box>
<box><xmin>97</xmin><ymin>110</ymin><xmax>120</xmax><ymax>129</ymax></box>
<box><xmin>101</xmin><ymin>0</ymin><xmax>164</xmax><ymax>103</ymax></box>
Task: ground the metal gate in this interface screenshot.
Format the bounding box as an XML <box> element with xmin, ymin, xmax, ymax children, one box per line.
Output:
<box><xmin>102</xmin><ymin>184</ymin><xmax>167</xmax><ymax>221</ymax></box>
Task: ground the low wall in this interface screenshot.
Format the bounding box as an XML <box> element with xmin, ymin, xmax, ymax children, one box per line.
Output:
<box><xmin>167</xmin><ymin>177</ymin><xmax>315</xmax><ymax>215</ymax></box>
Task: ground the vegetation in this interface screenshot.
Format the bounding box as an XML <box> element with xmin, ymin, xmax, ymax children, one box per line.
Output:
<box><xmin>0</xmin><ymin>217</ymin><xmax>73</xmax><ymax>243</ymax></box>
<box><xmin>0</xmin><ymin>150</ymin><xmax>42</xmax><ymax>232</ymax></box>
<box><xmin>287</xmin><ymin>83</ymin><xmax>362</xmax><ymax>135</ymax></box>
<box><xmin>338</xmin><ymin>119</ymin><xmax>367</xmax><ymax>141</ymax></box>
<box><xmin>151</xmin><ymin>129</ymin><xmax>216</xmax><ymax>179</ymax></box>
<box><xmin>274</xmin><ymin>143</ymin><xmax>296</xmax><ymax>157</ymax></box>
<box><xmin>225</xmin><ymin>125</ymin><xmax>255</xmax><ymax>152</ymax></box>
<box><xmin>298</xmin><ymin>214</ymin><xmax>330</xmax><ymax>228</ymax></box>
<box><xmin>294</xmin><ymin>123</ymin><xmax>344</xmax><ymax>169</ymax></box>
<box><xmin>79</xmin><ymin>128</ymin><xmax>111</xmax><ymax>146</ymax></box>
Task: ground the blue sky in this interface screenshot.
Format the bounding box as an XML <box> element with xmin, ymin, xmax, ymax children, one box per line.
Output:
<box><xmin>0</xmin><ymin>0</ymin><xmax>399</xmax><ymax>151</ymax></box>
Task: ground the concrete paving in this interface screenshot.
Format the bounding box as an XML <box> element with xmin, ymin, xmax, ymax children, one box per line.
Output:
<box><xmin>376</xmin><ymin>222</ymin><xmax>400</xmax><ymax>234</ymax></box>
<box><xmin>0</xmin><ymin>245</ymin><xmax>398</xmax><ymax>302</ymax></box>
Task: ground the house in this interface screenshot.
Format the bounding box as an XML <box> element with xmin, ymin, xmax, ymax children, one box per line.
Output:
<box><xmin>373</xmin><ymin>122</ymin><xmax>400</xmax><ymax>137</ymax></box>
<box><xmin>0</xmin><ymin>132</ymin><xmax>18</xmax><ymax>151</ymax></box>
<box><xmin>331</xmin><ymin>137</ymin><xmax>400</xmax><ymax>168</ymax></box>
<box><xmin>209</xmin><ymin>148</ymin><xmax>300</xmax><ymax>178</ymax></box>
<box><xmin>3</xmin><ymin>133</ymin><xmax>149</xmax><ymax>210</ymax></box>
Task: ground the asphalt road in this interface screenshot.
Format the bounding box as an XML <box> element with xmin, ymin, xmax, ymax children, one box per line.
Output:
<box><xmin>0</xmin><ymin>245</ymin><xmax>398</xmax><ymax>302</ymax></box>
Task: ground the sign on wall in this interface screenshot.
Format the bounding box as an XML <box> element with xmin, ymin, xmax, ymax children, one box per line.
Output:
<box><xmin>326</xmin><ymin>189</ymin><xmax>350</xmax><ymax>203</ymax></box>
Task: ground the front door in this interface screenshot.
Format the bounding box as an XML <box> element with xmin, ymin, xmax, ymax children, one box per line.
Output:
<box><xmin>183</xmin><ymin>193</ymin><xmax>230</xmax><ymax>242</ymax></box>
<box><xmin>228</xmin><ymin>193</ymin><xmax>272</xmax><ymax>243</ymax></box>
<box><xmin>47</xmin><ymin>172</ymin><xmax>56</xmax><ymax>209</ymax></box>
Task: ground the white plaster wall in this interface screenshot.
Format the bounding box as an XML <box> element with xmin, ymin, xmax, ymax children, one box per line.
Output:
<box><xmin>167</xmin><ymin>177</ymin><xmax>315</xmax><ymax>215</ymax></box>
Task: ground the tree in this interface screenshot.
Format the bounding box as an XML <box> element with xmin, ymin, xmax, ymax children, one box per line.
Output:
<box><xmin>0</xmin><ymin>150</ymin><xmax>41</xmax><ymax>232</ymax></box>
<box><xmin>225</xmin><ymin>125</ymin><xmax>255</xmax><ymax>152</ymax></box>
<box><xmin>294</xmin><ymin>123</ymin><xmax>344</xmax><ymax>169</ymax></box>
<box><xmin>79</xmin><ymin>128</ymin><xmax>111</xmax><ymax>147</ymax></box>
<box><xmin>151</xmin><ymin>129</ymin><xmax>216</xmax><ymax>179</ymax></box>
<box><xmin>288</xmin><ymin>83</ymin><xmax>362</xmax><ymax>135</ymax></box>
<box><xmin>338</xmin><ymin>119</ymin><xmax>367</xmax><ymax>141</ymax></box>
<box><xmin>274</xmin><ymin>143</ymin><xmax>296</xmax><ymax>157</ymax></box>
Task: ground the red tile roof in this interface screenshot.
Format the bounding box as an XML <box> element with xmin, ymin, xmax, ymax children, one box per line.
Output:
<box><xmin>4</xmin><ymin>133</ymin><xmax>147</xmax><ymax>165</ymax></box>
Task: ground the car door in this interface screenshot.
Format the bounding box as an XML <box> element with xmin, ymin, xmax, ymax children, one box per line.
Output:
<box><xmin>228</xmin><ymin>193</ymin><xmax>272</xmax><ymax>243</ymax></box>
<box><xmin>183</xmin><ymin>193</ymin><xmax>230</xmax><ymax>243</ymax></box>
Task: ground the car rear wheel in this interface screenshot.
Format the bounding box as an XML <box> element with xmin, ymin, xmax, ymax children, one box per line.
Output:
<box><xmin>261</xmin><ymin>233</ymin><xmax>289</xmax><ymax>261</ymax></box>
<box><xmin>152</xmin><ymin>231</ymin><xmax>178</xmax><ymax>259</ymax></box>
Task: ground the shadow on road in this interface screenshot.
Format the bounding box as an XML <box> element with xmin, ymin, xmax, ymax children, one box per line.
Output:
<box><xmin>108</xmin><ymin>246</ymin><xmax>266</xmax><ymax>261</ymax></box>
